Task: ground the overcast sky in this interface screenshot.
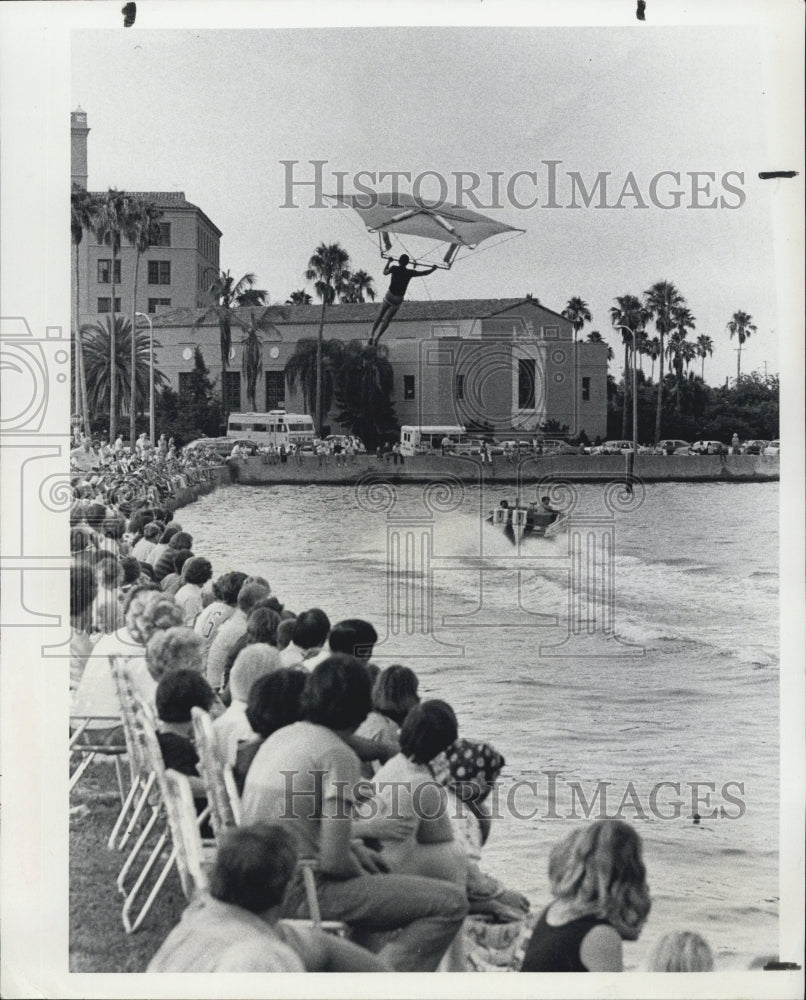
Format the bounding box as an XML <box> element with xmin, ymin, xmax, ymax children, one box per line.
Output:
<box><xmin>73</xmin><ymin>22</ymin><xmax>788</xmax><ymax>383</ymax></box>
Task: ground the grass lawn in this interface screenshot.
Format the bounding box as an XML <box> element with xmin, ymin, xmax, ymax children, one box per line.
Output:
<box><xmin>69</xmin><ymin>763</ymin><xmax>185</xmax><ymax>973</ymax></box>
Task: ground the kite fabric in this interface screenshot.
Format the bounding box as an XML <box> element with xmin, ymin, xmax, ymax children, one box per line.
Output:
<box><xmin>328</xmin><ymin>191</ymin><xmax>524</xmax><ymax>248</ymax></box>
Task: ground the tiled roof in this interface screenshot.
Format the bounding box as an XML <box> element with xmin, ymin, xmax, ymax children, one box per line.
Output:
<box><xmin>152</xmin><ymin>297</ymin><xmax>568</xmax><ymax>328</ymax></box>
<box><xmin>88</xmin><ymin>191</ymin><xmax>222</xmax><ymax>234</ymax></box>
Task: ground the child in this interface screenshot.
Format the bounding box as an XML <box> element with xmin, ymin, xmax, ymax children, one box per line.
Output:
<box><xmin>520</xmin><ymin>819</ymin><xmax>651</xmax><ymax>972</ymax></box>
<box><xmin>645</xmin><ymin>930</ymin><xmax>713</xmax><ymax>971</ymax></box>
<box><xmin>355</xmin><ymin>664</ymin><xmax>419</xmax><ymax>777</ymax></box>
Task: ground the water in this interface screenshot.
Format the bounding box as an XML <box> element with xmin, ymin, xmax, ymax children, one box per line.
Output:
<box><xmin>178</xmin><ymin>480</ymin><xmax>779</xmax><ymax>970</ymax></box>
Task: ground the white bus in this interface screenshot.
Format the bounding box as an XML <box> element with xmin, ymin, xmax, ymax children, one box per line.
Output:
<box><xmin>400</xmin><ymin>424</ymin><xmax>466</xmax><ymax>456</ymax></box>
<box><xmin>226</xmin><ymin>410</ymin><xmax>315</xmax><ymax>449</ymax></box>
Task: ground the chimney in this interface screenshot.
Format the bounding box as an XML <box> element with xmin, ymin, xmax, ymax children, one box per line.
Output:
<box><xmin>71</xmin><ymin>107</ymin><xmax>90</xmax><ymax>189</ymax></box>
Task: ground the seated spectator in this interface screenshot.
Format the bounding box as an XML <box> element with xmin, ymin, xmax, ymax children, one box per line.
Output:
<box><xmin>241</xmin><ymin>655</ymin><xmax>467</xmax><ymax>971</ymax></box>
<box><xmin>174</xmin><ymin>556</ymin><xmax>214</xmax><ymax>627</ymax></box>
<box><xmin>147</xmin><ymin>524</ymin><xmax>182</xmax><ymax>569</ymax></box>
<box><xmin>131</xmin><ymin>521</ymin><xmax>162</xmax><ymax>563</ymax></box>
<box><xmin>147</xmin><ymin>824</ymin><xmax>387</xmax><ymax>972</ymax></box>
<box><xmin>160</xmin><ymin>549</ymin><xmax>194</xmax><ymax>597</ymax></box>
<box><xmin>519</xmin><ymin>820</ymin><xmax>651</xmax><ymax>972</ymax></box>
<box><xmin>220</xmin><ymin>604</ymin><xmax>281</xmax><ymax>694</ymax></box>
<box><xmin>355</xmin><ymin>664</ymin><xmax>419</xmax><ymax>777</ymax></box>
<box><xmin>206</xmin><ymin>581</ymin><xmax>270</xmax><ymax>690</ymax></box>
<box><xmin>154</xmin><ymin>669</ymin><xmax>216</xmax><ymax>805</ymax></box>
<box><xmin>279</xmin><ymin>608</ymin><xmax>330</xmax><ymax>668</ymax></box>
<box><xmin>93</xmin><ymin>552</ymin><xmax>124</xmax><ymax>635</ymax></box>
<box><xmin>118</xmin><ymin>555</ymin><xmax>145</xmax><ymax>603</ymax></box>
<box><xmin>306</xmin><ymin>618</ymin><xmax>378</xmax><ymax>670</ymax></box>
<box><xmin>70</xmin><ymin>561</ymin><xmax>97</xmax><ymax>699</ymax></box>
<box><xmin>645</xmin><ymin>931</ymin><xmax>713</xmax><ymax>971</ymax></box>
<box><xmin>143</xmin><ymin>626</ymin><xmax>206</xmax><ymax>708</ymax></box>
<box><xmin>234</xmin><ymin>668</ymin><xmax>308</xmax><ymax>793</ymax></box>
<box><xmin>194</xmin><ymin>570</ymin><xmax>248</xmax><ymax>666</ymax></box>
<box><xmin>153</xmin><ymin>531</ymin><xmax>193</xmax><ymax>582</ymax></box>
<box><xmin>213</xmin><ymin>645</ymin><xmax>281</xmax><ymax>766</ymax></box>
<box><xmin>275</xmin><ymin>617</ymin><xmax>296</xmax><ymax>653</ymax></box>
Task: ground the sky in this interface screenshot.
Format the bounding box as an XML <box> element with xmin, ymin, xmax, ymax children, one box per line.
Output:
<box><xmin>72</xmin><ymin>19</ymin><xmax>791</xmax><ymax>384</ymax></box>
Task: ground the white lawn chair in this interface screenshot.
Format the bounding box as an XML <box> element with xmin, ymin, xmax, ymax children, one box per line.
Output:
<box><xmin>69</xmin><ymin>714</ymin><xmax>127</xmax><ymax>802</ymax></box>
<box><xmin>190</xmin><ymin>707</ymin><xmax>238</xmax><ymax>838</ymax></box>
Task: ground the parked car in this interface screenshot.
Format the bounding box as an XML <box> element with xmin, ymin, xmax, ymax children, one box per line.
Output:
<box><xmin>452</xmin><ymin>438</ymin><xmax>486</xmax><ymax>456</ymax></box>
<box><xmin>740</xmin><ymin>439</ymin><xmax>769</xmax><ymax>455</ymax></box>
<box><xmin>762</xmin><ymin>440</ymin><xmax>780</xmax><ymax>456</ymax></box>
<box><xmin>591</xmin><ymin>440</ymin><xmax>635</xmax><ymax>455</ymax></box>
<box><xmin>500</xmin><ymin>439</ymin><xmax>535</xmax><ymax>455</ymax></box>
<box><xmin>538</xmin><ymin>439</ymin><xmax>580</xmax><ymax>455</ymax></box>
<box><xmin>690</xmin><ymin>440</ymin><xmax>727</xmax><ymax>455</ymax></box>
<box><xmin>654</xmin><ymin>439</ymin><xmax>691</xmax><ymax>455</ymax></box>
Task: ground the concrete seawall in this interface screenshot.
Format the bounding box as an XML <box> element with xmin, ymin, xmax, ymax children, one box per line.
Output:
<box><xmin>166</xmin><ymin>465</ymin><xmax>231</xmax><ymax>511</ymax></box>
<box><xmin>227</xmin><ymin>453</ymin><xmax>779</xmax><ymax>486</ymax></box>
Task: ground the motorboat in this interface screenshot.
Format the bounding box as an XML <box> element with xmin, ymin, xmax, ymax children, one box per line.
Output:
<box><xmin>485</xmin><ymin>501</ymin><xmax>564</xmax><ymax>543</ymax></box>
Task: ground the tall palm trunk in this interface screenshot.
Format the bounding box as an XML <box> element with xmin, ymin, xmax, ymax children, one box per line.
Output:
<box><xmin>315</xmin><ymin>297</ymin><xmax>326</xmax><ymax>435</ymax></box>
<box><xmin>130</xmin><ymin>252</ymin><xmax>140</xmax><ymax>447</ymax></box>
<box><xmin>621</xmin><ymin>343</ymin><xmax>630</xmax><ymax>439</ymax></box>
<box><xmin>654</xmin><ymin>333</ymin><xmax>665</xmax><ymax>445</ymax></box>
<box><xmin>110</xmin><ymin>260</ymin><xmax>117</xmax><ymax>441</ymax></box>
<box><xmin>736</xmin><ymin>344</ymin><xmax>742</xmax><ymax>380</ymax></box>
<box><xmin>74</xmin><ymin>244</ymin><xmax>91</xmax><ymax>437</ymax></box>
<box><xmin>701</xmin><ymin>356</ymin><xmax>705</xmax><ymax>381</ymax></box>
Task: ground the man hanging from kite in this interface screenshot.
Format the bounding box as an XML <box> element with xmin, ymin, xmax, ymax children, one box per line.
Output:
<box><xmin>369</xmin><ymin>254</ymin><xmax>437</xmax><ymax>345</ymax></box>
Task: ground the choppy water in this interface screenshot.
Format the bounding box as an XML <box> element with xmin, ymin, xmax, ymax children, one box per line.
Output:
<box><xmin>178</xmin><ymin>480</ymin><xmax>779</xmax><ymax>970</ymax></box>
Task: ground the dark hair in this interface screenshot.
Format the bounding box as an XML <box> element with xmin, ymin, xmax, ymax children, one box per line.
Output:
<box><xmin>399</xmin><ymin>253</ymin><xmax>410</xmax><ymax>265</ymax></box>
<box><xmin>128</xmin><ymin>510</ymin><xmax>151</xmax><ymax>538</ymax></box>
<box><xmin>209</xmin><ymin>824</ymin><xmax>297</xmax><ymax>914</ymax></box>
<box><xmin>70</xmin><ymin>562</ymin><xmax>97</xmax><ymax>623</ymax></box>
<box><xmin>120</xmin><ymin>555</ymin><xmax>142</xmax><ymax>585</ymax></box>
<box><xmin>143</xmin><ymin>521</ymin><xmax>163</xmax><ymax>541</ymax></box>
<box><xmin>70</xmin><ymin>527</ymin><xmax>90</xmax><ymax>553</ymax></box>
<box><xmin>265</xmin><ymin>596</ymin><xmax>285</xmax><ymax>615</ymax></box>
<box><xmin>84</xmin><ymin>503</ymin><xmax>108</xmax><ymax>529</ymax></box>
<box><xmin>372</xmin><ymin>664</ymin><xmax>420</xmax><ymax>725</ymax></box>
<box><xmin>328</xmin><ymin>619</ymin><xmax>378</xmax><ymax>660</ymax></box>
<box><xmin>182</xmin><ymin>556</ymin><xmax>213</xmax><ymax>586</ymax></box>
<box><xmin>173</xmin><ymin>549</ymin><xmax>194</xmax><ymax>573</ymax></box>
<box><xmin>215</xmin><ymin>571</ymin><xmax>248</xmax><ymax>606</ymax></box>
<box><xmin>103</xmin><ymin>514</ymin><xmax>125</xmax><ymax>540</ymax></box>
<box><xmin>155</xmin><ymin>668</ymin><xmax>215</xmax><ymax>723</ymax></box>
<box><xmin>96</xmin><ymin>556</ymin><xmax>122</xmax><ymax>590</ymax></box>
<box><xmin>237</xmin><ymin>581</ymin><xmax>271</xmax><ymax>614</ymax></box>
<box><xmin>246</xmin><ymin>606</ymin><xmax>281</xmax><ymax>646</ymax></box>
<box><xmin>292</xmin><ymin>608</ymin><xmax>330</xmax><ymax>650</ymax></box>
<box><xmin>246</xmin><ymin>669</ymin><xmax>307</xmax><ymax>738</ymax></box>
<box><xmin>399</xmin><ymin>699</ymin><xmax>458</xmax><ymax>765</ymax></box>
<box><xmin>302</xmin><ymin>654</ymin><xmax>371</xmax><ymax>731</ymax></box>
<box><xmin>276</xmin><ymin>617</ymin><xmax>296</xmax><ymax>651</ymax></box>
<box><xmin>158</xmin><ymin>524</ymin><xmax>181</xmax><ymax>545</ymax></box>
<box><xmin>170</xmin><ymin>531</ymin><xmax>193</xmax><ymax>550</ymax></box>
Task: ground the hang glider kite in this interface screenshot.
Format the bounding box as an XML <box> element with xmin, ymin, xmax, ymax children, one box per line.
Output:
<box><xmin>327</xmin><ymin>191</ymin><xmax>525</xmax><ymax>270</ymax></box>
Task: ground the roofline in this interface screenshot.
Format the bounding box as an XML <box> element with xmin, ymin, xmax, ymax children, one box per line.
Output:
<box><xmin>86</xmin><ymin>192</ymin><xmax>223</xmax><ymax>238</ymax></box>
<box><xmin>485</xmin><ymin>298</ymin><xmax>571</xmax><ymax>324</ymax></box>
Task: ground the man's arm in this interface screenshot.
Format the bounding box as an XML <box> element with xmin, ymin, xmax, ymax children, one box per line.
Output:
<box><xmin>319</xmin><ymin>805</ymin><xmax>364</xmax><ymax>878</ymax></box>
<box><xmin>411</xmin><ymin>265</ymin><xmax>438</xmax><ymax>277</ymax></box>
<box><xmin>383</xmin><ymin>259</ymin><xmax>394</xmax><ymax>275</ymax></box>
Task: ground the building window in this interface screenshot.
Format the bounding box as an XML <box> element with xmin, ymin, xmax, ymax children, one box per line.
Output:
<box><xmin>148</xmin><ymin>298</ymin><xmax>172</xmax><ymax>313</ymax></box>
<box><xmin>148</xmin><ymin>260</ymin><xmax>171</xmax><ymax>285</ymax></box>
<box><xmin>403</xmin><ymin>375</ymin><xmax>416</xmax><ymax>400</ymax></box>
<box><xmin>178</xmin><ymin>372</ymin><xmax>193</xmax><ymax>400</ymax></box>
<box><xmin>582</xmin><ymin>377</ymin><xmax>591</xmax><ymax>401</ymax></box>
<box><xmin>518</xmin><ymin>358</ymin><xmax>536</xmax><ymax>409</ymax></box>
<box><xmin>225</xmin><ymin>370</ymin><xmax>241</xmax><ymax>411</ymax></box>
<box><xmin>265</xmin><ymin>371</ymin><xmax>285</xmax><ymax>411</ymax></box>
<box><xmin>97</xmin><ymin>297</ymin><xmax>121</xmax><ymax>313</ymax></box>
<box><xmin>150</xmin><ymin>223</ymin><xmax>171</xmax><ymax>247</ymax></box>
<box><xmin>543</xmin><ymin>326</ymin><xmax>559</xmax><ymax>340</ymax></box>
<box><xmin>97</xmin><ymin>259</ymin><xmax>121</xmax><ymax>284</ymax></box>
<box><xmin>456</xmin><ymin>374</ymin><xmax>465</xmax><ymax>400</ymax></box>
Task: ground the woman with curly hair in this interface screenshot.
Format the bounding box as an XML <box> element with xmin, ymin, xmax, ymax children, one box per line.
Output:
<box><xmin>519</xmin><ymin>819</ymin><xmax>651</xmax><ymax>972</ymax></box>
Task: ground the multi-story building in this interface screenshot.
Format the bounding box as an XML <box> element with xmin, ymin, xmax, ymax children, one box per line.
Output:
<box><xmin>71</xmin><ymin>110</ymin><xmax>222</xmax><ymax>325</ymax></box>
<box><xmin>151</xmin><ymin>298</ymin><xmax>608</xmax><ymax>440</ymax></box>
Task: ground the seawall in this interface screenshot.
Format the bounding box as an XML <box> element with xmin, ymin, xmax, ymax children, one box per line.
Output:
<box><xmin>165</xmin><ymin>464</ymin><xmax>232</xmax><ymax>511</ymax></box>
<box><xmin>227</xmin><ymin>453</ymin><xmax>779</xmax><ymax>486</ymax></box>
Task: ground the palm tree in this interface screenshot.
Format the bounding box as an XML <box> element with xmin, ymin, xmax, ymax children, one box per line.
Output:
<box><xmin>679</xmin><ymin>340</ymin><xmax>698</xmax><ymax>376</ymax></box>
<box><xmin>285</xmin><ymin>337</ymin><xmax>345</xmax><ymax>418</ymax></box>
<box><xmin>647</xmin><ymin>336</ymin><xmax>661</xmax><ymax>381</ymax></box>
<box><xmin>610</xmin><ymin>294</ymin><xmax>649</xmax><ymax>438</ymax></box>
<box><xmin>71</xmin><ymin>185</ymin><xmax>99</xmax><ymax>438</ymax></box>
<box><xmin>341</xmin><ymin>269</ymin><xmax>377</xmax><ymax>303</ymax></box>
<box><xmin>696</xmin><ymin>334</ymin><xmax>714</xmax><ymax>381</ymax></box>
<box><xmin>124</xmin><ymin>198</ymin><xmax>163</xmax><ymax>446</ymax></box>
<box><xmin>562</xmin><ymin>296</ymin><xmax>592</xmax><ymax>342</ymax></box>
<box><xmin>193</xmin><ymin>270</ymin><xmax>261</xmax><ymax>418</ymax></box>
<box><xmin>80</xmin><ymin>315</ymin><xmax>167</xmax><ymax>426</ymax></box>
<box><xmin>644</xmin><ymin>281</ymin><xmax>684</xmax><ymax>444</ymax></box>
<box><xmin>239</xmin><ymin>303</ymin><xmax>288</xmax><ymax>411</ymax></box>
<box><xmin>585</xmin><ymin>330</ymin><xmax>614</xmax><ymax>361</ymax></box>
<box><xmin>236</xmin><ymin>287</ymin><xmax>268</xmax><ymax>307</ymax></box>
<box><xmin>335</xmin><ymin>340</ymin><xmax>399</xmax><ymax>449</ymax></box>
<box><xmin>667</xmin><ymin>304</ymin><xmax>696</xmax><ymax>408</ymax></box>
<box><xmin>727</xmin><ymin>310</ymin><xmax>757</xmax><ymax>380</ymax></box>
<box><xmin>286</xmin><ymin>290</ymin><xmax>312</xmax><ymax>305</ymax></box>
<box><xmin>94</xmin><ymin>188</ymin><xmax>130</xmax><ymax>440</ymax></box>
<box><xmin>305</xmin><ymin>243</ymin><xmax>351</xmax><ymax>434</ymax></box>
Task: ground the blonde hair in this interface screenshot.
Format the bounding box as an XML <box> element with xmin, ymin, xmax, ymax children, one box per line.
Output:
<box><xmin>548</xmin><ymin>820</ymin><xmax>651</xmax><ymax>940</ymax></box>
<box><xmin>146</xmin><ymin>626</ymin><xmax>204</xmax><ymax>681</ymax></box>
<box><xmin>646</xmin><ymin>931</ymin><xmax>713</xmax><ymax>971</ymax></box>
<box><xmin>126</xmin><ymin>590</ymin><xmax>183</xmax><ymax>645</ymax></box>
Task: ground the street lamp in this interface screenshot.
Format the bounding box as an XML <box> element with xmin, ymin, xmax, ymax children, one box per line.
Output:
<box><xmin>615</xmin><ymin>324</ymin><xmax>639</xmax><ymax>473</ymax></box>
<box><xmin>135</xmin><ymin>311</ymin><xmax>154</xmax><ymax>445</ymax></box>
